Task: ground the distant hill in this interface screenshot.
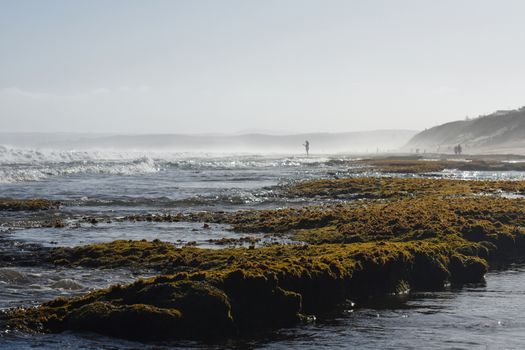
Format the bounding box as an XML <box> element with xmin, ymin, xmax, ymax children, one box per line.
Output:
<box><xmin>405</xmin><ymin>107</ymin><xmax>525</xmax><ymax>154</ymax></box>
<box><xmin>0</xmin><ymin>130</ymin><xmax>417</xmax><ymax>154</ymax></box>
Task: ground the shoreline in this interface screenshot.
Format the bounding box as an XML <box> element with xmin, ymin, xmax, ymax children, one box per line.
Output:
<box><xmin>3</xmin><ymin>173</ymin><xmax>525</xmax><ymax>340</ymax></box>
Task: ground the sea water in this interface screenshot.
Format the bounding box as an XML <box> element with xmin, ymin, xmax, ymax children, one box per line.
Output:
<box><xmin>1</xmin><ymin>147</ymin><xmax>525</xmax><ymax>349</ymax></box>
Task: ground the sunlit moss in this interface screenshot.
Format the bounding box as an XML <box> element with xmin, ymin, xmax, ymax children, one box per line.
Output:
<box><xmin>7</xmin><ymin>177</ymin><xmax>525</xmax><ymax>340</ymax></box>
<box><xmin>8</xmin><ymin>236</ymin><xmax>492</xmax><ymax>340</ymax></box>
<box><xmin>286</xmin><ymin>177</ymin><xmax>525</xmax><ymax>199</ymax></box>
<box><xmin>359</xmin><ymin>158</ymin><xmax>525</xmax><ymax>174</ymax></box>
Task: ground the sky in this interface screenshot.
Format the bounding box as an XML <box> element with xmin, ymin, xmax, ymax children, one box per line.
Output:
<box><xmin>1</xmin><ymin>0</ymin><xmax>525</xmax><ymax>134</ymax></box>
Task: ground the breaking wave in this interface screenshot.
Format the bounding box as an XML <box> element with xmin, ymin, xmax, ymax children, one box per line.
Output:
<box><xmin>0</xmin><ymin>146</ymin><xmax>160</xmax><ymax>183</ymax></box>
<box><xmin>0</xmin><ymin>145</ymin><xmax>360</xmax><ymax>183</ymax></box>
<box><xmin>0</xmin><ymin>145</ymin><xmax>155</xmax><ymax>165</ymax></box>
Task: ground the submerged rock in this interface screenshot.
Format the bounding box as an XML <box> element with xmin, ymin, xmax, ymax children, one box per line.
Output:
<box><xmin>6</xmin><ymin>238</ymin><xmax>490</xmax><ymax>340</ymax></box>
<box><xmin>50</xmin><ymin>279</ymin><xmax>85</xmax><ymax>290</ymax></box>
<box><xmin>0</xmin><ymin>198</ymin><xmax>60</xmax><ymax>211</ymax></box>
<box><xmin>0</xmin><ymin>268</ymin><xmax>31</xmax><ymax>284</ymax></box>
<box><xmin>360</xmin><ymin>157</ymin><xmax>525</xmax><ymax>174</ymax></box>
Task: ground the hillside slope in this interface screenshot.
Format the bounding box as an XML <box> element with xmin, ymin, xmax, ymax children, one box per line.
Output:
<box><xmin>405</xmin><ymin>107</ymin><xmax>525</xmax><ymax>154</ymax></box>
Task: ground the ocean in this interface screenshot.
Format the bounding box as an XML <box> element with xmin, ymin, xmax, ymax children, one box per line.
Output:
<box><xmin>1</xmin><ymin>147</ymin><xmax>525</xmax><ymax>349</ymax></box>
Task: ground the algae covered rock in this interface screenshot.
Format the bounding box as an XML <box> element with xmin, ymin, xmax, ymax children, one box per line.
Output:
<box><xmin>0</xmin><ymin>198</ymin><xmax>60</xmax><ymax>211</ymax></box>
<box><xmin>118</xmin><ymin>278</ymin><xmax>235</xmax><ymax>337</ymax></box>
<box><xmin>7</xmin><ymin>177</ymin><xmax>525</xmax><ymax>341</ymax></box>
<box><xmin>61</xmin><ymin>302</ymin><xmax>183</xmax><ymax>340</ymax></box>
<box><xmin>222</xmin><ymin>269</ymin><xmax>302</xmax><ymax>330</ymax></box>
<box><xmin>7</xmin><ymin>238</ymin><xmax>494</xmax><ymax>340</ymax></box>
<box><xmin>6</xmin><ymin>270</ymin><xmax>304</xmax><ymax>340</ymax></box>
<box><xmin>448</xmin><ymin>254</ymin><xmax>487</xmax><ymax>284</ymax></box>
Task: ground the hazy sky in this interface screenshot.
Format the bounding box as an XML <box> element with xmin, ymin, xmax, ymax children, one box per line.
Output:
<box><xmin>1</xmin><ymin>0</ymin><xmax>525</xmax><ymax>134</ymax></box>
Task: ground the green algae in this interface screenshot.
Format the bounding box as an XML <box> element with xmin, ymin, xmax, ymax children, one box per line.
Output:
<box><xmin>286</xmin><ymin>177</ymin><xmax>525</xmax><ymax>200</ymax></box>
<box><xmin>87</xmin><ymin>178</ymin><xmax>525</xmax><ymax>227</ymax></box>
<box><xmin>0</xmin><ymin>198</ymin><xmax>60</xmax><ymax>211</ymax></box>
<box><xmin>219</xmin><ymin>196</ymin><xmax>525</xmax><ymax>249</ymax></box>
<box><xmin>359</xmin><ymin>158</ymin><xmax>525</xmax><ymax>174</ymax></box>
<box><xmin>6</xmin><ymin>239</ymin><xmax>490</xmax><ymax>340</ymax></box>
<box><xmin>6</xmin><ymin>177</ymin><xmax>525</xmax><ymax>341</ymax></box>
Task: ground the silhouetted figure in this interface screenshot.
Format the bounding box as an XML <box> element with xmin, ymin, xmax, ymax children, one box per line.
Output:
<box><xmin>303</xmin><ymin>140</ymin><xmax>310</xmax><ymax>156</ymax></box>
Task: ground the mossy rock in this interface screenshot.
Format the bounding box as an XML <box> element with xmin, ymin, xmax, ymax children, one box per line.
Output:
<box><xmin>61</xmin><ymin>302</ymin><xmax>183</xmax><ymax>340</ymax></box>
<box><xmin>9</xmin><ymin>177</ymin><xmax>525</xmax><ymax>340</ymax></box>
<box><xmin>119</xmin><ymin>279</ymin><xmax>235</xmax><ymax>337</ymax></box>
<box><xmin>448</xmin><ymin>254</ymin><xmax>487</xmax><ymax>284</ymax></box>
<box><xmin>222</xmin><ymin>270</ymin><xmax>302</xmax><ymax>329</ymax></box>
<box><xmin>0</xmin><ymin>198</ymin><xmax>60</xmax><ymax>211</ymax></box>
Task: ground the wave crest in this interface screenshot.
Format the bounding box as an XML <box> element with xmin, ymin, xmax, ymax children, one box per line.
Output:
<box><xmin>0</xmin><ymin>150</ymin><xmax>160</xmax><ymax>183</ymax></box>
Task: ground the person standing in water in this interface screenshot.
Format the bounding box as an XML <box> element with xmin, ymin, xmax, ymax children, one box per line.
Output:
<box><xmin>303</xmin><ymin>140</ymin><xmax>310</xmax><ymax>156</ymax></box>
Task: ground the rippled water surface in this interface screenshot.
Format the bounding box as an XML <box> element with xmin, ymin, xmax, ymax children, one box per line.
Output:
<box><xmin>2</xmin><ymin>148</ymin><xmax>525</xmax><ymax>349</ymax></box>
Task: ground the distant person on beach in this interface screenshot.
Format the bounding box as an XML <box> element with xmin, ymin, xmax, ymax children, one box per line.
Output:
<box><xmin>303</xmin><ymin>140</ymin><xmax>310</xmax><ymax>156</ymax></box>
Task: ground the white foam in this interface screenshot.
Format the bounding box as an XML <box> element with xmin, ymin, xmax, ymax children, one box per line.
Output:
<box><xmin>0</xmin><ymin>145</ymin><xmax>152</xmax><ymax>165</ymax></box>
<box><xmin>0</xmin><ymin>145</ymin><xmax>360</xmax><ymax>183</ymax></box>
<box><xmin>0</xmin><ymin>147</ymin><xmax>161</xmax><ymax>183</ymax></box>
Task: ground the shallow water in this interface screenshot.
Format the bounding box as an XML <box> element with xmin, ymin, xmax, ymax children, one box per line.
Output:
<box><xmin>0</xmin><ymin>153</ymin><xmax>365</xmax><ymax>216</ymax></box>
<box><xmin>2</xmin><ymin>149</ymin><xmax>525</xmax><ymax>348</ymax></box>
<box><xmin>1</xmin><ymin>266</ymin><xmax>525</xmax><ymax>349</ymax></box>
<box><xmin>7</xmin><ymin>221</ymin><xmax>264</xmax><ymax>248</ymax></box>
<box><xmin>0</xmin><ymin>153</ymin><xmax>366</xmax><ymax>252</ymax></box>
<box><xmin>0</xmin><ymin>266</ymin><xmax>155</xmax><ymax>310</ymax></box>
